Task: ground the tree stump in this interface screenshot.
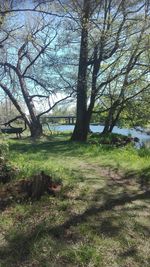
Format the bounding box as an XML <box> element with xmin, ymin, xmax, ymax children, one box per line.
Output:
<box><xmin>30</xmin><ymin>171</ymin><xmax>52</xmax><ymax>200</ymax></box>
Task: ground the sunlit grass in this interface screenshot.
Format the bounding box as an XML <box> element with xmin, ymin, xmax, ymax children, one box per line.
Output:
<box><xmin>7</xmin><ymin>136</ymin><xmax>150</xmax><ymax>182</ymax></box>
<box><xmin>0</xmin><ymin>133</ymin><xmax>150</xmax><ymax>267</ymax></box>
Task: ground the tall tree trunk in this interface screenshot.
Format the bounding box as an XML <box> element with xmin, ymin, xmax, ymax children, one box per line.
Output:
<box><xmin>109</xmin><ymin>106</ymin><xmax>123</xmax><ymax>133</ymax></box>
<box><xmin>71</xmin><ymin>0</ymin><xmax>90</xmax><ymax>141</ymax></box>
<box><xmin>18</xmin><ymin>76</ymin><xmax>43</xmax><ymax>138</ymax></box>
<box><xmin>87</xmin><ymin>45</ymin><xmax>101</xmax><ymax>133</ymax></box>
<box><xmin>29</xmin><ymin>118</ymin><xmax>43</xmax><ymax>138</ymax></box>
<box><xmin>102</xmin><ymin>104</ymin><xmax>123</xmax><ymax>134</ymax></box>
<box><xmin>102</xmin><ymin>120</ymin><xmax>111</xmax><ymax>134</ymax></box>
<box><xmin>102</xmin><ymin>108</ymin><xmax>113</xmax><ymax>134</ymax></box>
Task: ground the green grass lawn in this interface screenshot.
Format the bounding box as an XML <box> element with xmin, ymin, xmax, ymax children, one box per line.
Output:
<box><xmin>0</xmin><ymin>132</ymin><xmax>150</xmax><ymax>267</ymax></box>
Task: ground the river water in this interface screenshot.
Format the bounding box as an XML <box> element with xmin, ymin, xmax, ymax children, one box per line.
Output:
<box><xmin>47</xmin><ymin>124</ymin><xmax>150</xmax><ymax>147</ymax></box>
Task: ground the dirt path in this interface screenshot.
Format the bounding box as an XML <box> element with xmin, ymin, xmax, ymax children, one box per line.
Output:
<box><xmin>76</xmin><ymin>161</ymin><xmax>124</xmax><ymax>181</ymax></box>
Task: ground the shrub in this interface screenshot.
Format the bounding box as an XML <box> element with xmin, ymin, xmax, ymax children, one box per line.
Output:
<box><xmin>0</xmin><ymin>142</ymin><xmax>9</xmax><ymax>160</ymax></box>
<box><xmin>0</xmin><ymin>142</ymin><xmax>17</xmax><ymax>184</ymax></box>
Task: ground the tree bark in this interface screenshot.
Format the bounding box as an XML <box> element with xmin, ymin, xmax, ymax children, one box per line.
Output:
<box><xmin>29</xmin><ymin>118</ymin><xmax>43</xmax><ymax>138</ymax></box>
<box><xmin>102</xmin><ymin>104</ymin><xmax>123</xmax><ymax>134</ymax></box>
<box><xmin>18</xmin><ymin>75</ymin><xmax>43</xmax><ymax>138</ymax></box>
<box><xmin>71</xmin><ymin>0</ymin><xmax>90</xmax><ymax>141</ymax></box>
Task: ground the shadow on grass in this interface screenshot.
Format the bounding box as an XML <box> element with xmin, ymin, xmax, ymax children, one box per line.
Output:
<box><xmin>91</xmin><ymin>217</ymin><xmax>121</xmax><ymax>237</ymax></box>
<box><xmin>124</xmin><ymin>166</ymin><xmax>150</xmax><ymax>191</ymax></box>
<box><xmin>10</xmin><ymin>140</ymin><xmax>86</xmax><ymax>157</ymax></box>
<box><xmin>9</xmin><ymin>136</ymin><xmax>117</xmax><ymax>160</ymax></box>
<box><xmin>1</xmin><ymin>138</ymin><xmax>150</xmax><ymax>266</ymax></box>
<box><xmin>119</xmin><ymin>247</ymin><xmax>137</xmax><ymax>258</ymax></box>
<box><xmin>0</xmin><ymin>184</ymin><xmax>149</xmax><ymax>266</ymax></box>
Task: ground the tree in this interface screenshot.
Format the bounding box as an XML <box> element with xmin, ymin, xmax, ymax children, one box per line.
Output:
<box><xmin>0</xmin><ymin>7</ymin><xmax>74</xmax><ymax>137</ymax></box>
<box><xmin>102</xmin><ymin>46</ymin><xmax>150</xmax><ymax>133</ymax></box>
<box><xmin>120</xmin><ymin>89</ymin><xmax>150</xmax><ymax>129</ymax></box>
<box><xmin>70</xmin><ymin>0</ymin><xmax>150</xmax><ymax>141</ymax></box>
<box><xmin>71</xmin><ymin>0</ymin><xmax>90</xmax><ymax>141</ymax></box>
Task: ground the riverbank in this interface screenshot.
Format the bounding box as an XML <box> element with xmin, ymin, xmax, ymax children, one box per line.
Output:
<box><xmin>0</xmin><ymin>133</ymin><xmax>150</xmax><ymax>267</ymax></box>
<box><xmin>44</xmin><ymin>124</ymin><xmax>150</xmax><ymax>147</ymax></box>
<box><xmin>133</xmin><ymin>126</ymin><xmax>150</xmax><ymax>133</ymax></box>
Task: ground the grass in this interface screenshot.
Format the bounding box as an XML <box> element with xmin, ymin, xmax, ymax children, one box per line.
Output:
<box><xmin>0</xmin><ymin>132</ymin><xmax>150</xmax><ymax>267</ymax></box>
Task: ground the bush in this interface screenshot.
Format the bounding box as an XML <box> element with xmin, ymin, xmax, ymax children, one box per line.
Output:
<box><xmin>89</xmin><ymin>133</ymin><xmax>135</xmax><ymax>146</ymax></box>
<box><xmin>0</xmin><ymin>142</ymin><xmax>9</xmax><ymax>160</ymax></box>
<box><xmin>0</xmin><ymin>142</ymin><xmax>17</xmax><ymax>184</ymax></box>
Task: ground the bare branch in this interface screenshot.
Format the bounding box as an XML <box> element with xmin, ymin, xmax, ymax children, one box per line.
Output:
<box><xmin>24</xmin><ymin>75</ymin><xmax>53</xmax><ymax>94</ymax></box>
<box><xmin>30</xmin><ymin>94</ymin><xmax>49</xmax><ymax>99</ymax></box>
<box><xmin>37</xmin><ymin>92</ymin><xmax>74</xmax><ymax>118</ymax></box>
<box><xmin>22</xmin><ymin>32</ymin><xmax>57</xmax><ymax>76</ymax></box>
<box><xmin>0</xmin><ymin>82</ymin><xmax>28</xmax><ymax>122</ymax></box>
<box><xmin>1</xmin><ymin>115</ymin><xmax>23</xmax><ymax>126</ymax></box>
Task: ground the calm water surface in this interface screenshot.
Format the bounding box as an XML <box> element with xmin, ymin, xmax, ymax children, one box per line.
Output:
<box><xmin>47</xmin><ymin>124</ymin><xmax>150</xmax><ymax>147</ymax></box>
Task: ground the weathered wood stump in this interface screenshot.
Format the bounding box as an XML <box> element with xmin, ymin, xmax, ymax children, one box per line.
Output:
<box><xmin>20</xmin><ymin>171</ymin><xmax>62</xmax><ymax>200</ymax></box>
<box><xmin>31</xmin><ymin>171</ymin><xmax>52</xmax><ymax>200</ymax></box>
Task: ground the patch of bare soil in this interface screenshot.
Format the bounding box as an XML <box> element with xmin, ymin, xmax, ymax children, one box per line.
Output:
<box><xmin>0</xmin><ymin>171</ymin><xmax>62</xmax><ymax>211</ymax></box>
<box><xmin>77</xmin><ymin>161</ymin><xmax>123</xmax><ymax>179</ymax></box>
<box><xmin>76</xmin><ymin>161</ymin><xmax>138</xmax><ymax>188</ymax></box>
